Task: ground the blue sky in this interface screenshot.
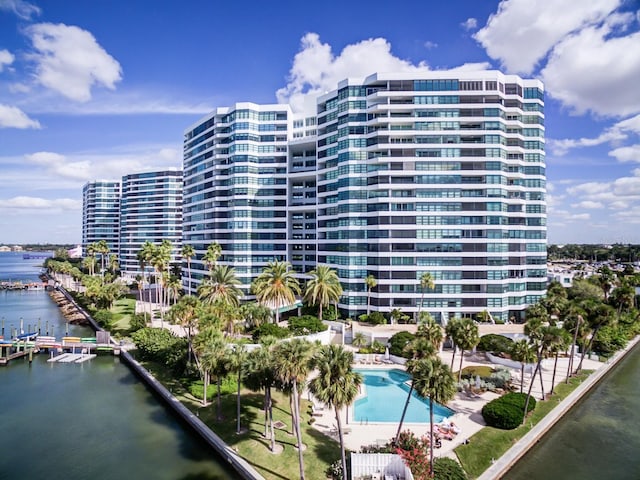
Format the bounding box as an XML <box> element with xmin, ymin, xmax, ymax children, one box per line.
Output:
<box><xmin>1</xmin><ymin>0</ymin><xmax>639</xmax><ymax>245</ymax></box>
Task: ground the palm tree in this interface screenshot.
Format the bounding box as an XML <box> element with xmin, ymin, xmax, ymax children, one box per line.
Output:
<box><xmin>167</xmin><ymin>295</ymin><xmax>200</xmax><ymax>364</ymax></box>
<box><xmin>243</xmin><ymin>342</ymin><xmax>278</xmax><ymax>451</ymax></box>
<box><xmin>203</xmin><ymin>242</ymin><xmax>222</xmax><ymax>273</ymax></box>
<box><xmin>240</xmin><ymin>302</ymin><xmax>272</xmax><ymax>330</ymax></box>
<box><xmin>364</xmin><ymin>274</ymin><xmax>377</xmax><ymax>316</ymax></box>
<box><xmin>140</xmin><ymin>241</ymin><xmax>157</xmax><ymax>320</ymax></box>
<box><xmin>445</xmin><ymin>318</ymin><xmax>463</xmax><ymax>370</ymax></box>
<box><xmin>194</xmin><ymin>328</ymin><xmax>226</xmax><ymax>408</ymax></box>
<box><xmin>108</xmin><ymin>254</ymin><xmax>119</xmax><ymax>275</ymax></box>
<box><xmin>166</xmin><ymin>276</ymin><xmax>182</xmax><ymax>305</ymax></box>
<box><xmin>522</xmin><ymin>325</ymin><xmax>555</xmax><ymax>423</ymax></box>
<box><xmin>228</xmin><ymin>344</ymin><xmax>249</xmax><ymax>434</ymax></box>
<box><xmin>86</xmin><ymin>243</ymin><xmax>97</xmax><ymax>276</ymax></box>
<box><xmin>548</xmin><ymin>327</ymin><xmax>571</xmax><ymax>395</ymax></box>
<box><xmin>510</xmin><ymin>339</ymin><xmax>536</xmax><ymax>393</ymax></box>
<box><xmin>151</xmin><ymin>240</ymin><xmax>172</xmax><ymax>326</ymax></box>
<box><xmin>309</xmin><ymin>345</ymin><xmax>362</xmax><ymax>480</ymax></box>
<box><xmin>454</xmin><ymin>318</ymin><xmax>479</xmax><ymax>382</ymax></box>
<box><xmin>304</xmin><ymin>265</ymin><xmax>342</xmax><ymax>321</ymax></box>
<box><xmin>395</xmin><ymin>330</ymin><xmax>438</xmax><ymax>443</ymax></box>
<box><xmin>416</xmin><ymin>314</ymin><xmax>443</xmax><ymax>350</ymax></box>
<box><xmin>273</xmin><ymin>338</ymin><xmax>314</xmax><ymax>480</ymax></box>
<box><xmin>198</xmin><ymin>264</ymin><xmax>243</xmax><ymax>307</ymax></box>
<box><xmin>351</xmin><ymin>332</ymin><xmax>368</xmax><ymax>349</ymax></box>
<box><xmin>562</xmin><ymin>304</ymin><xmax>587</xmax><ymax>381</ymax></box>
<box><xmin>412</xmin><ymin>357</ymin><xmax>457</xmax><ymax>477</ymax></box>
<box><xmin>252</xmin><ymin>260</ymin><xmax>301</xmax><ymax>324</ymax></box>
<box><xmin>418</xmin><ymin>272</ymin><xmax>435</xmax><ymax>317</ymax></box>
<box><xmin>181</xmin><ymin>244</ymin><xmax>196</xmax><ymax>293</ymax></box>
<box><xmin>82</xmin><ymin>255</ymin><xmax>97</xmax><ymax>276</ymax></box>
<box><xmin>576</xmin><ymin>303</ymin><xmax>616</xmax><ymax>373</ymax></box>
<box><xmin>95</xmin><ymin>239</ymin><xmax>110</xmax><ymax>279</ymax></box>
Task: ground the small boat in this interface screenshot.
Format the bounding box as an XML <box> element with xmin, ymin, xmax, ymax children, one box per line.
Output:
<box><xmin>15</xmin><ymin>332</ymin><xmax>38</xmax><ymax>340</ymax></box>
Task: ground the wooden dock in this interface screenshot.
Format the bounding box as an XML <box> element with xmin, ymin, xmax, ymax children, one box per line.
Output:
<box><xmin>47</xmin><ymin>352</ymin><xmax>97</xmax><ymax>363</ymax></box>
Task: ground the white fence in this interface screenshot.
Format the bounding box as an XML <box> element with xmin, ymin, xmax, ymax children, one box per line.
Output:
<box><xmin>350</xmin><ymin>453</ymin><xmax>414</xmax><ymax>480</ymax></box>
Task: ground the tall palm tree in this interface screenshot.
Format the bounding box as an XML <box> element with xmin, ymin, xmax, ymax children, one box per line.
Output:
<box><xmin>181</xmin><ymin>244</ymin><xmax>196</xmax><ymax>293</ymax></box>
<box><xmin>252</xmin><ymin>260</ymin><xmax>301</xmax><ymax>324</ymax></box>
<box><xmin>167</xmin><ymin>295</ymin><xmax>200</xmax><ymax>364</ymax></box>
<box><xmin>522</xmin><ymin>325</ymin><xmax>554</xmax><ymax>423</ymax></box>
<box><xmin>304</xmin><ymin>265</ymin><xmax>342</xmax><ymax>321</ymax></box>
<box><xmin>194</xmin><ymin>329</ymin><xmax>226</xmax><ymax>408</ymax></box>
<box><xmin>576</xmin><ymin>303</ymin><xmax>616</xmax><ymax>372</ymax></box>
<box><xmin>416</xmin><ymin>314</ymin><xmax>444</xmax><ymax>350</ymax></box>
<box><xmin>418</xmin><ymin>272</ymin><xmax>435</xmax><ymax>317</ymax></box>
<box><xmin>243</xmin><ymin>342</ymin><xmax>278</xmax><ymax>451</ymax></box>
<box><xmin>454</xmin><ymin>318</ymin><xmax>480</xmax><ymax>381</ymax></box>
<box><xmin>140</xmin><ymin>241</ymin><xmax>157</xmax><ymax>320</ymax></box>
<box><xmin>95</xmin><ymin>239</ymin><xmax>110</xmax><ymax>279</ymax></box>
<box><xmin>548</xmin><ymin>327</ymin><xmax>571</xmax><ymax>395</ymax></box>
<box><xmin>86</xmin><ymin>243</ymin><xmax>97</xmax><ymax>276</ymax></box>
<box><xmin>364</xmin><ymin>274</ymin><xmax>377</xmax><ymax>316</ymax></box>
<box><xmin>395</xmin><ymin>332</ymin><xmax>437</xmax><ymax>442</ymax></box>
<box><xmin>240</xmin><ymin>302</ymin><xmax>272</xmax><ymax>330</ymax></box>
<box><xmin>151</xmin><ymin>240</ymin><xmax>172</xmax><ymax>326</ymax></box>
<box><xmin>510</xmin><ymin>339</ymin><xmax>536</xmax><ymax>393</ymax></box>
<box><xmin>198</xmin><ymin>264</ymin><xmax>243</xmax><ymax>307</ymax></box>
<box><xmin>228</xmin><ymin>344</ymin><xmax>248</xmax><ymax>434</ymax></box>
<box><xmin>274</xmin><ymin>338</ymin><xmax>314</xmax><ymax>480</ymax></box>
<box><xmin>445</xmin><ymin>318</ymin><xmax>463</xmax><ymax>370</ymax></box>
<box><xmin>412</xmin><ymin>357</ymin><xmax>457</xmax><ymax>478</ymax></box>
<box><xmin>309</xmin><ymin>345</ymin><xmax>362</xmax><ymax>480</ymax></box>
<box><xmin>203</xmin><ymin>242</ymin><xmax>222</xmax><ymax>273</ymax></box>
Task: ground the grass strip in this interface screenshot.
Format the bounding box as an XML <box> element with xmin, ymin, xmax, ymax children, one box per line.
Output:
<box><xmin>455</xmin><ymin>371</ymin><xmax>591</xmax><ymax>479</ymax></box>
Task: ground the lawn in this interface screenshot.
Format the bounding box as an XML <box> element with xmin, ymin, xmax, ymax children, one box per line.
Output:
<box><xmin>144</xmin><ymin>360</ymin><xmax>341</xmax><ymax>480</ymax></box>
<box><xmin>110</xmin><ymin>295</ymin><xmax>136</xmax><ymax>334</ymax></box>
<box><xmin>455</xmin><ymin>370</ymin><xmax>592</xmax><ymax>479</ymax></box>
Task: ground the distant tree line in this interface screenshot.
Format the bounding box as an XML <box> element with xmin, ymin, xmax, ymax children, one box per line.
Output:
<box><xmin>548</xmin><ymin>244</ymin><xmax>640</xmax><ymax>263</ymax></box>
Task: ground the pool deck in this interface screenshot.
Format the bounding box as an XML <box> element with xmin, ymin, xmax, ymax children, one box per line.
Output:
<box><xmin>308</xmin><ymin>347</ymin><xmax>604</xmax><ymax>460</ymax></box>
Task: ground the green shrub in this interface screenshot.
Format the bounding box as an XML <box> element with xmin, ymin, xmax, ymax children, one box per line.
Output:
<box><xmin>131</xmin><ymin>327</ymin><xmax>188</xmax><ymax>372</ymax></box>
<box><xmin>128</xmin><ymin>313</ymin><xmax>147</xmax><ymax>333</ymax></box>
<box><xmin>388</xmin><ymin>331</ymin><xmax>416</xmax><ymax>357</ymax></box>
<box><xmin>288</xmin><ymin>315</ymin><xmax>328</xmax><ymax>335</ymax></box>
<box><xmin>477</xmin><ymin>334</ymin><xmax>514</xmax><ymax>354</ymax></box>
<box><xmin>188</xmin><ymin>376</ymin><xmax>237</xmax><ymax>400</ymax></box>
<box><xmin>433</xmin><ymin>457</ymin><xmax>468</xmax><ymax>480</ymax></box>
<box><xmin>93</xmin><ymin>309</ymin><xmax>115</xmax><ymax>329</ymax></box>
<box><xmin>367</xmin><ymin>311</ymin><xmax>386</xmax><ymax>325</ymax></box>
<box><xmin>251</xmin><ymin>323</ymin><xmax>290</xmax><ymax>343</ymax></box>
<box><xmin>481</xmin><ymin>392</ymin><xmax>536</xmax><ymax>429</ymax></box>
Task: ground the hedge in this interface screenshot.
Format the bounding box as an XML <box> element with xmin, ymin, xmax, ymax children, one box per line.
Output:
<box><xmin>476</xmin><ymin>334</ymin><xmax>514</xmax><ymax>354</ymax></box>
<box><xmin>481</xmin><ymin>392</ymin><xmax>536</xmax><ymax>430</ymax></box>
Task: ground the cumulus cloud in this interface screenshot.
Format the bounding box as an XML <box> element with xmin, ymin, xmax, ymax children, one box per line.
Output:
<box><xmin>0</xmin><ymin>0</ymin><xmax>40</xmax><ymax>20</ymax></box>
<box><xmin>571</xmin><ymin>200</ymin><xmax>604</xmax><ymax>209</ymax></box>
<box><xmin>424</xmin><ymin>41</ymin><xmax>438</xmax><ymax>49</ymax></box>
<box><xmin>609</xmin><ymin>145</ymin><xmax>640</xmax><ymax>163</ymax></box>
<box><xmin>276</xmin><ymin>33</ymin><xmax>489</xmax><ymax>112</ymax></box>
<box><xmin>25</xmin><ymin>23</ymin><xmax>122</xmax><ymax>102</ymax></box>
<box><xmin>0</xmin><ymin>103</ymin><xmax>40</xmax><ymax>128</ymax></box>
<box><xmin>0</xmin><ymin>196</ymin><xmax>80</xmax><ymax>210</ymax></box>
<box><xmin>474</xmin><ymin>0</ymin><xmax>620</xmax><ymax>74</ymax></box>
<box><xmin>541</xmin><ymin>13</ymin><xmax>640</xmax><ymax>117</ymax></box>
<box><xmin>0</xmin><ymin>49</ymin><xmax>14</xmax><ymax>72</ymax></box>
<box><xmin>461</xmin><ymin>18</ymin><xmax>478</xmax><ymax>31</ymax></box>
<box><xmin>550</xmin><ymin>114</ymin><xmax>640</xmax><ymax>155</ymax></box>
<box><xmin>22</xmin><ymin>147</ymin><xmax>181</xmax><ymax>183</ymax></box>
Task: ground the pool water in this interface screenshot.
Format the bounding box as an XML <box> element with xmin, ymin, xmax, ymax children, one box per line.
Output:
<box><xmin>353</xmin><ymin>369</ymin><xmax>454</xmax><ymax>424</ymax></box>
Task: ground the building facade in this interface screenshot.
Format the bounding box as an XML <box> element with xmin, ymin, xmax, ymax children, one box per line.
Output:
<box><xmin>183</xmin><ymin>71</ymin><xmax>547</xmax><ymax>322</ymax></box>
<box><xmin>82</xmin><ymin>181</ymin><xmax>121</xmax><ymax>256</ymax></box>
<box><xmin>119</xmin><ymin>170</ymin><xmax>183</xmax><ymax>277</ymax></box>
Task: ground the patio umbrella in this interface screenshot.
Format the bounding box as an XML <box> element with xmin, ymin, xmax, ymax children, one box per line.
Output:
<box><xmin>385</xmin><ymin>346</ymin><xmax>390</xmax><ymax>360</ymax></box>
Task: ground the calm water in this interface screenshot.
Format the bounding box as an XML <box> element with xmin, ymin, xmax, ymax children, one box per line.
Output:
<box><xmin>505</xmin><ymin>342</ymin><xmax>640</xmax><ymax>479</ymax></box>
<box><xmin>354</xmin><ymin>369</ymin><xmax>454</xmax><ymax>423</ymax></box>
<box><xmin>0</xmin><ymin>252</ymin><xmax>235</xmax><ymax>480</ymax></box>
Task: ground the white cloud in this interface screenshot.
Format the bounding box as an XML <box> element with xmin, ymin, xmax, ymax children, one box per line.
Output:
<box><xmin>0</xmin><ymin>0</ymin><xmax>40</xmax><ymax>20</ymax></box>
<box><xmin>609</xmin><ymin>144</ymin><xmax>640</xmax><ymax>162</ymax></box>
<box><xmin>0</xmin><ymin>49</ymin><xmax>14</xmax><ymax>72</ymax></box>
<box><xmin>461</xmin><ymin>18</ymin><xmax>478</xmax><ymax>31</ymax></box>
<box><xmin>22</xmin><ymin>146</ymin><xmax>181</xmax><ymax>183</ymax></box>
<box><xmin>541</xmin><ymin>14</ymin><xmax>640</xmax><ymax>117</ymax></box>
<box><xmin>25</xmin><ymin>23</ymin><xmax>122</xmax><ymax>102</ymax></box>
<box><xmin>475</xmin><ymin>0</ymin><xmax>620</xmax><ymax>74</ymax></box>
<box><xmin>0</xmin><ymin>196</ymin><xmax>80</xmax><ymax>210</ymax></box>
<box><xmin>571</xmin><ymin>200</ymin><xmax>604</xmax><ymax>209</ymax></box>
<box><xmin>424</xmin><ymin>41</ymin><xmax>438</xmax><ymax>49</ymax></box>
<box><xmin>0</xmin><ymin>103</ymin><xmax>40</xmax><ymax>128</ymax></box>
<box><xmin>276</xmin><ymin>33</ymin><xmax>489</xmax><ymax>112</ymax></box>
<box><xmin>8</xmin><ymin>82</ymin><xmax>30</xmax><ymax>94</ymax></box>
<box><xmin>550</xmin><ymin>114</ymin><xmax>640</xmax><ymax>155</ymax></box>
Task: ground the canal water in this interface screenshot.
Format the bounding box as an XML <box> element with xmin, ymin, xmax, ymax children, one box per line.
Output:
<box><xmin>0</xmin><ymin>252</ymin><xmax>235</xmax><ymax>480</ymax></box>
<box><xmin>505</xmin><ymin>341</ymin><xmax>640</xmax><ymax>479</ymax></box>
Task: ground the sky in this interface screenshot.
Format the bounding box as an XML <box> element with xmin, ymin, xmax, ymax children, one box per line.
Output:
<box><xmin>1</xmin><ymin>0</ymin><xmax>639</xmax><ymax>245</ymax></box>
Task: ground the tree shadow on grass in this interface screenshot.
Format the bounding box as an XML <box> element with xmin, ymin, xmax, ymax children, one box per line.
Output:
<box><xmin>306</xmin><ymin>426</ymin><xmax>341</xmax><ymax>466</ymax></box>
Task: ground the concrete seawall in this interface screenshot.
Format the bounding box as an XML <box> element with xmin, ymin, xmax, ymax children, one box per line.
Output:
<box><xmin>478</xmin><ymin>335</ymin><xmax>640</xmax><ymax>480</ymax></box>
<box><xmin>120</xmin><ymin>351</ymin><xmax>265</xmax><ymax>480</ymax></box>
<box><xmin>51</xmin><ymin>281</ymin><xmax>265</xmax><ymax>480</ymax></box>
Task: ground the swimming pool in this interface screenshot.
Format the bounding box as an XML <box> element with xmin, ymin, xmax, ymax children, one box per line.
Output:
<box><xmin>353</xmin><ymin>369</ymin><xmax>454</xmax><ymax>424</ymax></box>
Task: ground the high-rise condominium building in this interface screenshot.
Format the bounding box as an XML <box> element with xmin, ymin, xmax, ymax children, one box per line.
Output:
<box><xmin>119</xmin><ymin>170</ymin><xmax>183</xmax><ymax>277</ymax></box>
<box><xmin>82</xmin><ymin>181</ymin><xmax>121</xmax><ymax>256</ymax></box>
<box><xmin>183</xmin><ymin>71</ymin><xmax>546</xmax><ymax>323</ymax></box>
